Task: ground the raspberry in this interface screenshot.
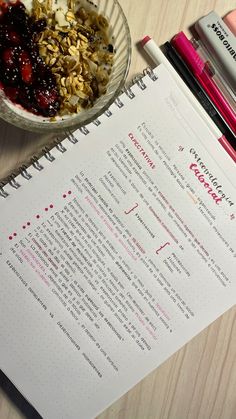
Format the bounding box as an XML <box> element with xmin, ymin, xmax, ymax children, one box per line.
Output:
<box><xmin>4</xmin><ymin>86</ymin><xmax>19</xmax><ymax>101</ymax></box>
<box><xmin>2</xmin><ymin>48</ymin><xmax>15</xmax><ymax>67</ymax></box>
<box><xmin>19</xmin><ymin>51</ymin><xmax>33</xmax><ymax>84</ymax></box>
<box><xmin>0</xmin><ymin>0</ymin><xmax>60</xmax><ymax>117</ymax></box>
<box><xmin>35</xmin><ymin>87</ymin><xmax>59</xmax><ymax>108</ymax></box>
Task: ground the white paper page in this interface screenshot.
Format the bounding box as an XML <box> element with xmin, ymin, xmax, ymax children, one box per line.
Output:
<box><xmin>0</xmin><ymin>64</ymin><xmax>235</xmax><ymax>419</ymax></box>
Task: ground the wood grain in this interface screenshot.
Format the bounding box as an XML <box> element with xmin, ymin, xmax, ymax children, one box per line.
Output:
<box><xmin>0</xmin><ymin>1</ymin><xmax>235</xmax><ymax>418</ymax></box>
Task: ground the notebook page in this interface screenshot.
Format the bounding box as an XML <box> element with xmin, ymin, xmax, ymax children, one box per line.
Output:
<box><xmin>0</xmin><ymin>64</ymin><xmax>235</xmax><ymax>419</ymax></box>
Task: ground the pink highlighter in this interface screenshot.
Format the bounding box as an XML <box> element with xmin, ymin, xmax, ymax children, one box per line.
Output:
<box><xmin>224</xmin><ymin>9</ymin><xmax>236</xmax><ymax>36</ymax></box>
<box><xmin>171</xmin><ymin>32</ymin><xmax>236</xmax><ymax>134</ymax></box>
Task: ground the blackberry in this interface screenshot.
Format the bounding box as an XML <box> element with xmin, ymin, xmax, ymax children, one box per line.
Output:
<box><xmin>32</xmin><ymin>19</ymin><xmax>47</xmax><ymax>34</ymax></box>
<box><xmin>5</xmin><ymin>2</ymin><xmax>27</xmax><ymax>27</ymax></box>
<box><xmin>2</xmin><ymin>67</ymin><xmax>20</xmax><ymax>86</ymax></box>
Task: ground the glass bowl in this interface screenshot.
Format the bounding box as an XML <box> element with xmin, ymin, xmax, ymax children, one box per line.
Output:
<box><xmin>0</xmin><ymin>0</ymin><xmax>131</xmax><ymax>133</ymax></box>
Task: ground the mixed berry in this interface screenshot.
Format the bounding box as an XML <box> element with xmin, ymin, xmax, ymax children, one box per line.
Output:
<box><xmin>0</xmin><ymin>0</ymin><xmax>60</xmax><ymax>117</ymax></box>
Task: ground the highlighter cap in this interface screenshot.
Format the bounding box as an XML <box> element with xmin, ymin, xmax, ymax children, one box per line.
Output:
<box><xmin>171</xmin><ymin>32</ymin><xmax>205</xmax><ymax>75</ymax></box>
<box><xmin>223</xmin><ymin>10</ymin><xmax>236</xmax><ymax>36</ymax></box>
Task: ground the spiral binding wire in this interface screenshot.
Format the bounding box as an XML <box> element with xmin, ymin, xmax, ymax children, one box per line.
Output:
<box><xmin>56</xmin><ymin>142</ymin><xmax>67</xmax><ymax>153</ymax></box>
<box><xmin>105</xmin><ymin>109</ymin><xmax>112</xmax><ymax>117</ymax></box>
<box><xmin>31</xmin><ymin>156</ymin><xmax>44</xmax><ymax>171</ymax></box>
<box><xmin>66</xmin><ymin>131</ymin><xmax>78</xmax><ymax>143</ymax></box>
<box><xmin>123</xmin><ymin>85</ymin><xmax>135</xmax><ymax>99</ymax></box>
<box><xmin>0</xmin><ymin>67</ymin><xmax>157</xmax><ymax>198</ymax></box>
<box><xmin>43</xmin><ymin>147</ymin><xmax>55</xmax><ymax>162</ymax></box>
<box><xmin>114</xmin><ymin>97</ymin><xmax>124</xmax><ymax>108</ymax></box>
<box><xmin>0</xmin><ymin>183</ymin><xmax>9</xmax><ymax>198</ymax></box>
<box><xmin>20</xmin><ymin>165</ymin><xmax>32</xmax><ymax>180</ymax></box>
<box><xmin>132</xmin><ymin>75</ymin><xmax>147</xmax><ymax>90</ymax></box>
<box><xmin>93</xmin><ymin>118</ymin><xmax>101</xmax><ymax>126</ymax></box>
<box><xmin>79</xmin><ymin>126</ymin><xmax>90</xmax><ymax>135</ymax></box>
<box><xmin>143</xmin><ymin>67</ymin><xmax>158</xmax><ymax>81</ymax></box>
<box><xmin>8</xmin><ymin>173</ymin><xmax>21</xmax><ymax>189</ymax></box>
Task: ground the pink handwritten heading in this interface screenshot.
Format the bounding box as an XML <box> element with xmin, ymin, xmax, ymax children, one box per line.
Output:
<box><xmin>189</xmin><ymin>163</ymin><xmax>222</xmax><ymax>205</ymax></box>
<box><xmin>128</xmin><ymin>133</ymin><xmax>155</xmax><ymax>169</ymax></box>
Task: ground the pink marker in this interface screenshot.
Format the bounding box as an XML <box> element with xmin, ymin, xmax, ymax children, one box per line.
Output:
<box><xmin>223</xmin><ymin>9</ymin><xmax>236</xmax><ymax>36</ymax></box>
<box><xmin>141</xmin><ymin>36</ymin><xmax>236</xmax><ymax>162</ymax></box>
<box><xmin>171</xmin><ymin>32</ymin><xmax>236</xmax><ymax>134</ymax></box>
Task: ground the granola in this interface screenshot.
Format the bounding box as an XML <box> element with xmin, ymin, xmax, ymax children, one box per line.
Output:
<box><xmin>32</xmin><ymin>0</ymin><xmax>115</xmax><ymax>116</ymax></box>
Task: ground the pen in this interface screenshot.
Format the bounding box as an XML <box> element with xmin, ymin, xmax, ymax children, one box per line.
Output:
<box><xmin>141</xmin><ymin>36</ymin><xmax>236</xmax><ymax>162</ymax></box>
<box><xmin>171</xmin><ymin>32</ymin><xmax>236</xmax><ymax>134</ymax></box>
<box><xmin>162</xmin><ymin>41</ymin><xmax>236</xmax><ymax>149</ymax></box>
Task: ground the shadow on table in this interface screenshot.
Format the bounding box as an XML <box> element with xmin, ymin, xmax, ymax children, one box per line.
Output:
<box><xmin>0</xmin><ymin>118</ymin><xmax>56</xmax><ymax>180</ymax></box>
<box><xmin>0</xmin><ymin>370</ymin><xmax>42</xmax><ymax>419</ymax></box>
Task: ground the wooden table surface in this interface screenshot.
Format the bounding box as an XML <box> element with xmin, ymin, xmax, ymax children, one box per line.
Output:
<box><xmin>0</xmin><ymin>1</ymin><xmax>236</xmax><ymax>418</ymax></box>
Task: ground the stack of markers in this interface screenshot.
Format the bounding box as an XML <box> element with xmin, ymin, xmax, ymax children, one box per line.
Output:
<box><xmin>141</xmin><ymin>10</ymin><xmax>236</xmax><ymax>159</ymax></box>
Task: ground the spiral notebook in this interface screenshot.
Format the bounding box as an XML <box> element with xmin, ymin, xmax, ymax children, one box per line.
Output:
<box><xmin>0</xmin><ymin>64</ymin><xmax>235</xmax><ymax>419</ymax></box>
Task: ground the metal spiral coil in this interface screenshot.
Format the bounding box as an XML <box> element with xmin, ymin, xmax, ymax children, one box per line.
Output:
<box><xmin>42</xmin><ymin>147</ymin><xmax>55</xmax><ymax>162</ymax></box>
<box><xmin>79</xmin><ymin>126</ymin><xmax>90</xmax><ymax>135</ymax></box>
<box><xmin>0</xmin><ymin>184</ymin><xmax>9</xmax><ymax>198</ymax></box>
<box><xmin>66</xmin><ymin>131</ymin><xmax>78</xmax><ymax>143</ymax></box>
<box><xmin>31</xmin><ymin>156</ymin><xmax>44</xmax><ymax>171</ymax></box>
<box><xmin>105</xmin><ymin>109</ymin><xmax>112</xmax><ymax>117</ymax></box>
<box><xmin>132</xmin><ymin>75</ymin><xmax>147</xmax><ymax>90</ymax></box>
<box><xmin>20</xmin><ymin>165</ymin><xmax>32</xmax><ymax>180</ymax></box>
<box><xmin>143</xmin><ymin>67</ymin><xmax>158</xmax><ymax>81</ymax></box>
<box><xmin>114</xmin><ymin>97</ymin><xmax>124</xmax><ymax>108</ymax></box>
<box><xmin>56</xmin><ymin>142</ymin><xmax>67</xmax><ymax>153</ymax></box>
<box><xmin>93</xmin><ymin>118</ymin><xmax>101</xmax><ymax>126</ymax></box>
<box><xmin>123</xmin><ymin>85</ymin><xmax>135</xmax><ymax>99</ymax></box>
<box><xmin>8</xmin><ymin>174</ymin><xmax>21</xmax><ymax>189</ymax></box>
